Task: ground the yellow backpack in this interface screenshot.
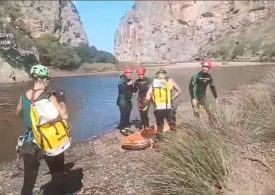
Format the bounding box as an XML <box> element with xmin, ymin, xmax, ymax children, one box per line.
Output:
<box><xmin>30</xmin><ymin>92</ymin><xmax>71</xmax><ymax>156</ymax></box>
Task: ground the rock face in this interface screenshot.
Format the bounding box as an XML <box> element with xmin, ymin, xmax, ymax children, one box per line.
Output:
<box><xmin>0</xmin><ymin>0</ymin><xmax>88</xmax><ymax>82</ymax></box>
<box><xmin>0</xmin><ymin>1</ymin><xmax>88</xmax><ymax>46</ymax></box>
<box><xmin>114</xmin><ymin>1</ymin><xmax>275</xmax><ymax>63</ymax></box>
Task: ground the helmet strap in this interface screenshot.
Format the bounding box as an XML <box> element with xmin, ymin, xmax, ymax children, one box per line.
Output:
<box><xmin>37</xmin><ymin>77</ymin><xmax>49</xmax><ymax>87</ymax></box>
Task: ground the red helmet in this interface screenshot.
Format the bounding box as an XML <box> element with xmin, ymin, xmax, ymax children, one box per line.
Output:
<box><xmin>123</xmin><ymin>66</ymin><xmax>132</xmax><ymax>74</ymax></box>
<box><xmin>136</xmin><ymin>67</ymin><xmax>145</xmax><ymax>75</ymax></box>
<box><xmin>201</xmin><ymin>59</ymin><xmax>212</xmax><ymax>68</ymax></box>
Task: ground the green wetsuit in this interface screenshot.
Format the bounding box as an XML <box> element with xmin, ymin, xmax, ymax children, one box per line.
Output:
<box><xmin>189</xmin><ymin>71</ymin><xmax>217</xmax><ymax>120</ymax></box>
<box><xmin>189</xmin><ymin>71</ymin><xmax>217</xmax><ymax>100</ymax></box>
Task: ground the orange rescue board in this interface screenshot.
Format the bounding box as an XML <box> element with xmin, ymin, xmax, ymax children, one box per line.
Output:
<box><xmin>121</xmin><ymin>127</ymin><xmax>157</xmax><ymax>150</ymax></box>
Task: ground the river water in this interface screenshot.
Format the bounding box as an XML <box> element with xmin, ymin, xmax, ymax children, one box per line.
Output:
<box><xmin>0</xmin><ymin>65</ymin><xmax>274</xmax><ymax>164</ymax></box>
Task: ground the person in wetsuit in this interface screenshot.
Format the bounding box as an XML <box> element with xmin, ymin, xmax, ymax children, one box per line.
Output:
<box><xmin>189</xmin><ymin>59</ymin><xmax>218</xmax><ymax>123</ymax></box>
<box><xmin>133</xmin><ymin>67</ymin><xmax>152</xmax><ymax>130</ymax></box>
<box><xmin>117</xmin><ymin>66</ymin><xmax>134</xmax><ymax>135</ymax></box>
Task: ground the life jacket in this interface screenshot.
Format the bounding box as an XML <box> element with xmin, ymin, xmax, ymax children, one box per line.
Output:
<box><xmin>152</xmin><ymin>78</ymin><xmax>173</xmax><ymax>110</ymax></box>
<box><xmin>30</xmin><ymin>92</ymin><xmax>71</xmax><ymax>156</ymax></box>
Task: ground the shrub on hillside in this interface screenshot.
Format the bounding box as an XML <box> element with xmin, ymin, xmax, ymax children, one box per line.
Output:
<box><xmin>37</xmin><ymin>34</ymin><xmax>59</xmax><ymax>43</ymax></box>
<box><xmin>218</xmin><ymin>46</ymin><xmax>230</xmax><ymax>60</ymax></box>
<box><xmin>146</xmin><ymin>121</ymin><xmax>229</xmax><ymax>195</ymax></box>
<box><xmin>139</xmin><ymin>65</ymin><xmax>275</xmax><ymax>194</ymax></box>
<box><xmin>52</xmin><ymin>45</ymin><xmax>82</xmax><ymax>69</ymax></box>
<box><xmin>143</xmin><ymin>71</ymin><xmax>275</xmax><ymax>194</ymax></box>
<box><xmin>75</xmin><ymin>45</ymin><xmax>116</xmax><ymax>64</ymax></box>
<box><xmin>0</xmin><ymin>48</ymin><xmax>38</xmax><ymax>71</ymax></box>
<box><xmin>215</xmin><ymin>71</ymin><xmax>275</xmax><ymax>142</ymax></box>
<box><xmin>35</xmin><ymin>34</ymin><xmax>82</xmax><ymax>69</ymax></box>
<box><xmin>231</xmin><ymin>44</ymin><xmax>245</xmax><ymax>59</ymax></box>
<box><xmin>238</xmin><ymin>84</ymin><xmax>272</xmax><ymax>133</ymax></box>
<box><xmin>261</xmin><ymin>45</ymin><xmax>275</xmax><ymax>61</ymax></box>
<box><xmin>35</xmin><ymin>34</ymin><xmax>117</xmax><ymax>69</ymax></box>
<box><xmin>80</xmin><ymin>62</ymin><xmax>117</xmax><ymax>72</ymax></box>
<box><xmin>74</xmin><ymin>44</ymin><xmax>97</xmax><ymax>63</ymax></box>
<box><xmin>233</xmin><ymin>73</ymin><xmax>275</xmax><ymax>141</ymax></box>
<box><xmin>91</xmin><ymin>50</ymin><xmax>116</xmax><ymax>63</ymax></box>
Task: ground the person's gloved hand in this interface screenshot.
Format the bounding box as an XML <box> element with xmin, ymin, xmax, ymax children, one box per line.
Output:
<box><xmin>140</xmin><ymin>105</ymin><xmax>149</xmax><ymax>111</ymax></box>
<box><xmin>192</xmin><ymin>98</ymin><xmax>198</xmax><ymax>106</ymax></box>
<box><xmin>139</xmin><ymin>99</ymin><xmax>149</xmax><ymax>111</ymax></box>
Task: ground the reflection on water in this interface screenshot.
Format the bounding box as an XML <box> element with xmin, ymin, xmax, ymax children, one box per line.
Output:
<box><xmin>51</xmin><ymin>75</ymin><xmax>121</xmax><ymax>141</ymax></box>
<box><xmin>0</xmin><ymin>74</ymin><xmax>122</xmax><ymax>164</ymax></box>
<box><xmin>0</xmin><ymin>65</ymin><xmax>274</xmax><ymax>164</ymax></box>
<box><xmin>0</xmin><ymin>82</ymin><xmax>26</xmax><ymax>164</ymax></box>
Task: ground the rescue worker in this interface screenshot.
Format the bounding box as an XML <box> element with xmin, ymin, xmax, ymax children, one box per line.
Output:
<box><xmin>9</xmin><ymin>71</ymin><xmax>16</xmax><ymax>81</ymax></box>
<box><xmin>145</xmin><ymin>69</ymin><xmax>182</xmax><ymax>135</ymax></box>
<box><xmin>16</xmin><ymin>64</ymin><xmax>68</xmax><ymax>195</ymax></box>
<box><xmin>189</xmin><ymin>59</ymin><xmax>218</xmax><ymax>124</ymax></box>
<box><xmin>117</xmin><ymin>66</ymin><xmax>134</xmax><ymax>135</ymax></box>
<box><xmin>133</xmin><ymin>67</ymin><xmax>152</xmax><ymax>130</ymax></box>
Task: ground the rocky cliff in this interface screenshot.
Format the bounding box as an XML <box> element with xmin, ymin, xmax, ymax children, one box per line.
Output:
<box><xmin>0</xmin><ymin>0</ymin><xmax>88</xmax><ymax>82</ymax></box>
<box><xmin>115</xmin><ymin>1</ymin><xmax>275</xmax><ymax>63</ymax></box>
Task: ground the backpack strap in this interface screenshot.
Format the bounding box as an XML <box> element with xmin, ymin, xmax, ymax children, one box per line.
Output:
<box><xmin>35</xmin><ymin>91</ymin><xmax>56</xmax><ymax>102</ymax></box>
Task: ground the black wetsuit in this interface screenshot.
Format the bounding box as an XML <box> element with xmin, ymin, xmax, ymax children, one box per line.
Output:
<box><xmin>117</xmin><ymin>74</ymin><xmax>134</xmax><ymax>129</ymax></box>
<box><xmin>133</xmin><ymin>77</ymin><xmax>152</xmax><ymax>129</ymax></box>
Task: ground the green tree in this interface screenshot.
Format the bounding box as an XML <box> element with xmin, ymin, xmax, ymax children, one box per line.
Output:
<box><xmin>35</xmin><ymin>34</ymin><xmax>116</xmax><ymax>69</ymax></box>
<box><xmin>74</xmin><ymin>44</ymin><xmax>97</xmax><ymax>63</ymax></box>
<box><xmin>91</xmin><ymin>50</ymin><xmax>116</xmax><ymax>63</ymax></box>
<box><xmin>0</xmin><ymin>48</ymin><xmax>38</xmax><ymax>71</ymax></box>
<box><xmin>35</xmin><ymin>34</ymin><xmax>82</xmax><ymax>69</ymax></box>
<box><xmin>48</xmin><ymin>45</ymin><xmax>81</xmax><ymax>69</ymax></box>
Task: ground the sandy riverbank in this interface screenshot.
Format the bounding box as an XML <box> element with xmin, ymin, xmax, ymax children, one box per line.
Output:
<box><xmin>1</xmin><ymin>61</ymin><xmax>275</xmax><ymax>84</ymax></box>
<box><xmin>1</xmin><ymin>98</ymin><xmax>274</xmax><ymax>195</ymax></box>
<box><xmin>44</xmin><ymin>61</ymin><xmax>275</xmax><ymax>78</ymax></box>
<box><xmin>0</xmin><ymin>101</ymin><xmax>189</xmax><ymax>195</ymax></box>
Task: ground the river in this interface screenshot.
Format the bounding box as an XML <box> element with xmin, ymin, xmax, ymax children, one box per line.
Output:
<box><xmin>0</xmin><ymin>65</ymin><xmax>274</xmax><ymax>164</ymax></box>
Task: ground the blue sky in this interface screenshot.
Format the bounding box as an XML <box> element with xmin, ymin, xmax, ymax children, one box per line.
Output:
<box><xmin>75</xmin><ymin>1</ymin><xmax>133</xmax><ymax>54</ymax></box>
